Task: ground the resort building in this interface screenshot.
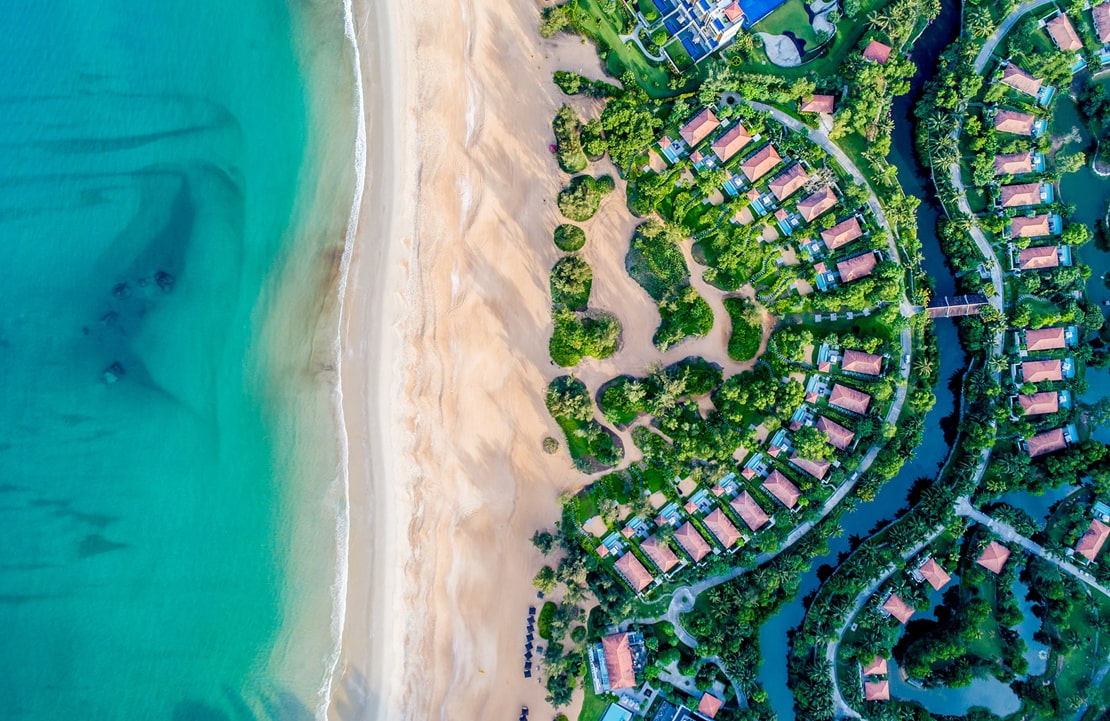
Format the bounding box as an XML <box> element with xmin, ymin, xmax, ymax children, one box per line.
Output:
<box><xmin>862</xmin><ymin>39</ymin><xmax>893</xmax><ymax>64</ymax></box>
<box><xmin>675</xmin><ymin>521</ymin><xmax>712</xmax><ymax>562</ymax></box>
<box><xmin>1025</xmin><ymin>326</ymin><xmax>1068</xmax><ymax>351</ymax></box>
<box><xmin>615</xmin><ymin>552</ymin><xmax>655</xmax><ymax>593</ymax></box>
<box><xmin>703</xmin><ymin>508</ymin><xmax>743</xmax><ymax>549</ymax></box>
<box><xmin>914</xmin><ymin>557</ymin><xmax>952</xmax><ymax>591</ymax></box>
<box><xmin>836</xmin><ymin>252</ymin><xmax>879</xmax><ymax>283</ymax></box>
<box><xmin>681</xmin><ymin>108</ymin><xmax>720</xmax><ymax>148</ymax></box>
<box><xmin>994</xmin><ymin>150</ymin><xmax>1038</xmax><ymax>176</ymax></box>
<box><xmin>640</xmin><ymin>535</ymin><xmax>680</xmax><ymax>574</ymax></box>
<box><xmin>790</xmin><ymin>454</ymin><xmax>831</xmax><ymax>481</ymax></box>
<box><xmin>589</xmin><ymin>631</ymin><xmax>646</xmax><ymax>694</ymax></box>
<box><xmin>1094</xmin><ymin>1</ymin><xmax>1110</xmax><ymax>44</ymax></box>
<box><xmin>1017</xmin><ymin>244</ymin><xmax>1067</xmax><ymax>270</ymax></box>
<box><xmin>799</xmin><ymin>94</ymin><xmax>835</xmax><ymax>114</ymax></box>
<box><xmin>711</xmin><ymin>122</ymin><xmax>752</xmax><ymax>163</ymax></box>
<box><xmin>821</xmin><ymin>217</ymin><xmax>863</xmax><ymax>250</ymax></box>
<box><xmin>769</xmin><ymin>164</ymin><xmax>809</xmax><ymax>201</ymax></box>
<box><xmin>1021</xmin><ymin>358</ymin><xmax>1063</xmax><ymax>383</ymax></box>
<box><xmin>816</xmin><ymin>416</ymin><xmax>855</xmax><ymax>450</ymax></box>
<box><xmin>1000</xmin><ymin>182</ymin><xmax>1051</xmax><ymax>208</ymax></box>
<box><xmin>1077</xmin><ymin>519</ymin><xmax>1110</xmax><ymax>562</ymax></box>
<box><xmin>864</xmin><ymin>680</ymin><xmax>891</xmax><ymax>701</ymax></box>
<box><xmin>993</xmin><ymin>109</ymin><xmax>1037</xmax><ymax>135</ymax></box>
<box><xmin>697</xmin><ymin>693</ymin><xmax>723</xmax><ymax>719</ymax></box>
<box><xmin>829</xmin><ymin>383</ymin><xmax>872</xmax><ymax>415</ymax></box>
<box><xmin>977</xmin><ymin>541</ymin><xmax>1011</xmax><ymax>574</ymax></box>
<box><xmin>1010</xmin><ymin>213</ymin><xmax>1058</xmax><ymax>239</ymax></box>
<box><xmin>881</xmin><ymin>593</ymin><xmax>915</xmax><ymax>624</ymax></box>
<box><xmin>763</xmin><ymin>470</ymin><xmax>801</xmax><ymax>509</ymax></box>
<box><xmin>740</xmin><ymin>144</ymin><xmax>782</xmax><ymax>183</ymax></box>
<box><xmin>1000</xmin><ymin>63</ymin><xmax>1043</xmax><ymax>97</ymax></box>
<box><xmin>841</xmin><ymin>349</ymin><xmax>883</xmax><ymax>376</ymax></box>
<box><xmin>1047</xmin><ymin>13</ymin><xmax>1083</xmax><ymax>51</ymax></box>
<box><xmin>731</xmin><ymin>490</ymin><xmax>771</xmax><ymax>531</ymax></box>
<box><xmin>1016</xmin><ymin>391</ymin><xmax>1061</xmax><ymax>416</ymax></box>
<box><xmin>636</xmin><ymin>0</ymin><xmax>748</xmax><ymax>63</ymax></box>
<box><xmin>797</xmin><ymin>186</ymin><xmax>837</xmax><ymax>222</ymax></box>
<box><xmin>862</xmin><ymin>656</ymin><xmax>888</xmax><ymax>677</ymax></box>
<box><xmin>1025</xmin><ymin>428</ymin><xmax>1069</xmax><ymax>457</ymax></box>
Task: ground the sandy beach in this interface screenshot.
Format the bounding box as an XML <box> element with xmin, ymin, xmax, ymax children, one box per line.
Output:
<box><xmin>329</xmin><ymin>0</ymin><xmax>612</xmax><ymax>719</ymax></box>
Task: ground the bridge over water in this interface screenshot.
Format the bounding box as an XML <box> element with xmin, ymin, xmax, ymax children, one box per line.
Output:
<box><xmin>921</xmin><ymin>294</ymin><xmax>990</xmax><ymax>319</ymax></box>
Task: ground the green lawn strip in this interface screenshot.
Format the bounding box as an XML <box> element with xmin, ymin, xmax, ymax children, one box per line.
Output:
<box><xmin>575</xmin><ymin>0</ymin><xmax>677</xmax><ymax>98</ymax></box>
<box><xmin>577</xmin><ymin>679</ymin><xmax>611</xmax><ymax>721</ymax></box>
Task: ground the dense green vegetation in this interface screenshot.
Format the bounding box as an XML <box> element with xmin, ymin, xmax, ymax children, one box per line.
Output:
<box><xmin>553</xmin><ymin>223</ymin><xmax>587</xmax><ymax>252</ymax></box>
<box><xmin>545</xmin><ymin>376</ymin><xmax>623</xmax><ymax>470</ymax></box>
<box><xmin>626</xmin><ymin>221</ymin><xmax>713</xmax><ymax>350</ymax></box>
<box><xmin>550</xmin><ymin>309</ymin><xmax>621</xmax><ymax>367</ymax></box>
<box><xmin>723</xmin><ymin>297</ymin><xmax>763</xmax><ymax>361</ymax></box>
<box><xmin>557</xmin><ymin>174</ymin><xmax>615</xmax><ymax>221</ymax></box>
<box><xmin>553</xmin><ymin>104</ymin><xmax>588</xmax><ymax>173</ymax></box>
<box><xmin>551</xmin><ymin>255</ymin><xmax>592</xmax><ymax>310</ymax></box>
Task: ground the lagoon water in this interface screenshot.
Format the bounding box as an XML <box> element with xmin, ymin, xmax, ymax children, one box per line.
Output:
<box><xmin>0</xmin><ymin>1</ymin><xmax>357</xmax><ymax>719</ymax></box>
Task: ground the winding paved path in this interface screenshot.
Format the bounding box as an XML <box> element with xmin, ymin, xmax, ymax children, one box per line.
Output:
<box><xmin>973</xmin><ymin>0</ymin><xmax>1060</xmax><ymax>73</ymax></box>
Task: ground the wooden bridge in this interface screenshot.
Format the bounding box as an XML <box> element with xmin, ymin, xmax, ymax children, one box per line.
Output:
<box><xmin>924</xmin><ymin>294</ymin><xmax>990</xmax><ymax>318</ymax></box>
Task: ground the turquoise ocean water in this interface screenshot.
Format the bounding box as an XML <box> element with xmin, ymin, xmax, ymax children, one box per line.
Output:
<box><xmin>0</xmin><ymin>1</ymin><xmax>357</xmax><ymax>719</ymax></box>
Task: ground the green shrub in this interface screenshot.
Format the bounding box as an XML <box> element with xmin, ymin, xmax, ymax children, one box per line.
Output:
<box><xmin>655</xmin><ymin>286</ymin><xmax>713</xmax><ymax>351</ymax></box>
<box><xmin>557</xmin><ymin>174</ymin><xmax>614</xmax><ymax>221</ymax></box>
<box><xmin>581</xmin><ymin>119</ymin><xmax>607</xmax><ymax>159</ymax></box>
<box><xmin>537</xmin><ymin>601</ymin><xmax>557</xmax><ymax>639</ymax></box>
<box><xmin>545</xmin><ymin>376</ymin><xmax>624</xmax><ymax>470</ymax></box>
<box><xmin>550</xmin><ymin>309</ymin><xmax>621</xmax><ymax>366</ymax></box>
<box><xmin>626</xmin><ymin>222</ymin><xmax>712</xmax><ymax>349</ymax></box>
<box><xmin>723</xmin><ymin>296</ymin><xmax>764</xmax><ymax>361</ymax></box>
<box><xmin>553</xmin><ymin>223</ymin><xmax>586</xmax><ymax>252</ymax></box>
<box><xmin>550</xmin><ymin>256</ymin><xmax>592</xmax><ymax>310</ymax></box>
<box><xmin>553</xmin><ymin>105</ymin><xmax>588</xmax><ymax>173</ymax></box>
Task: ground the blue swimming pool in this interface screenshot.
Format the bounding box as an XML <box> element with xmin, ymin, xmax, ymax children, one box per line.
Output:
<box><xmin>740</xmin><ymin>0</ymin><xmax>789</xmax><ymax>24</ymax></box>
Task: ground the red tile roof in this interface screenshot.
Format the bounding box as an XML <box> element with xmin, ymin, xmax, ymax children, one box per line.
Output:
<box><xmin>1011</xmin><ymin>214</ymin><xmax>1053</xmax><ymax>238</ymax></box>
<box><xmin>602</xmin><ymin>633</ymin><xmax>637</xmax><ymax>690</ymax></box>
<box><xmin>1077</xmin><ymin>519</ymin><xmax>1110</xmax><ymax>561</ymax></box>
<box><xmin>797</xmin><ymin>185</ymin><xmax>838</xmax><ymax>222</ymax></box>
<box><xmin>1047</xmin><ymin>13</ymin><xmax>1083</xmax><ymax>51</ymax></box>
<box><xmin>770</xmin><ymin>164</ymin><xmax>810</xmax><ymax>201</ymax></box>
<box><xmin>836</xmin><ymin>252</ymin><xmax>878</xmax><ymax>283</ymax></box>
<box><xmin>1000</xmin><ymin>63</ymin><xmax>1043</xmax><ymax>97</ymax></box>
<box><xmin>704</xmin><ymin>508</ymin><xmax>743</xmax><ymax>548</ymax></box>
<box><xmin>977</xmin><ymin>541</ymin><xmax>1011</xmax><ymax>574</ymax></box>
<box><xmin>864</xmin><ymin>680</ymin><xmax>891</xmax><ymax>701</ymax></box>
<box><xmin>680</xmin><ymin>108</ymin><xmax>720</xmax><ymax>147</ymax></box>
<box><xmin>817</xmin><ymin>416</ymin><xmax>855</xmax><ymax>450</ymax></box>
<box><xmin>881</xmin><ymin>593</ymin><xmax>915</xmax><ymax>624</ymax></box>
<box><xmin>731</xmin><ymin>490</ymin><xmax>771</xmax><ymax>531</ymax></box>
<box><xmin>763</xmin><ymin>470</ymin><xmax>801</xmax><ymax>508</ymax></box>
<box><xmin>842</xmin><ymin>349</ymin><xmax>883</xmax><ymax>376</ymax></box>
<box><xmin>1021</xmin><ymin>358</ymin><xmax>1063</xmax><ymax>383</ymax></box>
<box><xmin>712</xmin><ymin>123</ymin><xmax>753</xmax><ymax>162</ymax></box>
<box><xmin>863</xmin><ymin>40</ymin><xmax>893</xmax><ymax>64</ymax></box>
<box><xmin>1000</xmin><ymin>182</ymin><xmax>1043</xmax><ymax>208</ymax></box>
<box><xmin>821</xmin><ymin>216</ymin><xmax>863</xmax><ymax>250</ymax></box>
<box><xmin>615</xmin><ymin>552</ymin><xmax>654</xmax><ymax>592</ymax></box>
<box><xmin>1026</xmin><ymin>428</ymin><xmax>1068</xmax><ymax>457</ymax></box>
<box><xmin>917</xmin><ymin>558</ymin><xmax>951</xmax><ymax>591</ymax></box>
<box><xmin>724</xmin><ymin>1</ymin><xmax>744</xmax><ymax>21</ymax></box>
<box><xmin>862</xmin><ymin>656</ymin><xmax>888</xmax><ymax>676</ymax></box>
<box><xmin>790</xmin><ymin>453</ymin><xmax>831</xmax><ymax>480</ymax></box>
<box><xmin>994</xmin><ymin>151</ymin><xmax>1034</xmax><ymax>176</ymax></box>
<box><xmin>994</xmin><ymin>110</ymin><xmax>1036</xmax><ymax>135</ymax></box>
<box><xmin>640</xmin><ymin>535</ymin><xmax>680</xmax><ymax>573</ymax></box>
<box><xmin>1018</xmin><ymin>245</ymin><xmax>1060</xmax><ymax>270</ymax></box>
<box><xmin>1017</xmin><ymin>391</ymin><xmax>1059</xmax><ymax>416</ymax></box>
<box><xmin>829</xmin><ymin>383</ymin><xmax>872</xmax><ymax>414</ymax></box>
<box><xmin>675</xmin><ymin>521</ymin><xmax>712</xmax><ymax>561</ymax></box>
<box><xmin>1095</xmin><ymin>1</ymin><xmax>1110</xmax><ymax>43</ymax></box>
<box><xmin>740</xmin><ymin>144</ymin><xmax>783</xmax><ymax>182</ymax></box>
<box><xmin>698</xmin><ymin>693</ymin><xmax>724</xmax><ymax>718</ymax></box>
<box><xmin>1026</xmin><ymin>327</ymin><xmax>1067</xmax><ymax>351</ymax></box>
<box><xmin>800</xmin><ymin>94</ymin><xmax>836</xmax><ymax>114</ymax></box>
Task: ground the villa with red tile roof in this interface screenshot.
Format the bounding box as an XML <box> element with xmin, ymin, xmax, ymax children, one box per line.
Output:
<box><xmin>1094</xmin><ymin>1</ymin><xmax>1110</xmax><ymax>43</ymax></box>
<box><xmin>763</xmin><ymin>470</ymin><xmax>801</xmax><ymax>509</ymax></box>
<box><xmin>821</xmin><ymin>217</ymin><xmax>863</xmax><ymax>250</ymax></box>
<box><xmin>1026</xmin><ymin>428</ymin><xmax>1068</xmax><ymax>457</ymax></box>
<box><xmin>1025</xmin><ymin>327</ymin><xmax>1067</xmax><ymax>351</ymax></box>
<box><xmin>837</xmin><ymin>252</ymin><xmax>879</xmax><ymax>283</ymax></box>
<box><xmin>712</xmin><ymin>123</ymin><xmax>753</xmax><ymax>163</ymax></box>
<box><xmin>994</xmin><ymin>151</ymin><xmax>1035</xmax><ymax>175</ymax></box>
<box><xmin>842</xmin><ymin>349</ymin><xmax>884</xmax><ymax>376</ymax></box>
<box><xmin>703</xmin><ymin>508</ymin><xmax>743</xmax><ymax>549</ymax></box>
<box><xmin>698</xmin><ymin>693</ymin><xmax>723</xmax><ymax>719</ymax></box>
<box><xmin>977</xmin><ymin>541</ymin><xmax>1011</xmax><ymax>574</ymax></box>
<box><xmin>1021</xmin><ymin>358</ymin><xmax>1063</xmax><ymax>383</ymax></box>
<box><xmin>994</xmin><ymin>110</ymin><xmax>1036</xmax><ymax>135</ymax></box>
<box><xmin>675</xmin><ymin>521</ymin><xmax>712</xmax><ymax>562</ymax></box>
<box><xmin>680</xmin><ymin>108</ymin><xmax>720</xmax><ymax>148</ymax></box>
<box><xmin>864</xmin><ymin>680</ymin><xmax>890</xmax><ymax>701</ymax></box>
<box><xmin>1010</xmin><ymin>214</ymin><xmax>1054</xmax><ymax>238</ymax></box>
<box><xmin>1000</xmin><ymin>182</ymin><xmax>1046</xmax><ymax>208</ymax></box>
<box><xmin>601</xmin><ymin>632</ymin><xmax>638</xmax><ymax>690</ymax></box>
<box><xmin>770</xmin><ymin>164</ymin><xmax>809</xmax><ymax>201</ymax></box>
<box><xmin>862</xmin><ymin>40</ymin><xmax>893</xmax><ymax>64</ymax></box>
<box><xmin>791</xmin><ymin>454</ymin><xmax>831</xmax><ymax>480</ymax></box>
<box><xmin>1000</xmin><ymin>63</ymin><xmax>1043</xmax><ymax>97</ymax></box>
<box><xmin>731</xmin><ymin>490</ymin><xmax>771</xmax><ymax>531</ymax></box>
<box><xmin>881</xmin><ymin>593</ymin><xmax>915</xmax><ymax>624</ymax></box>
<box><xmin>862</xmin><ymin>656</ymin><xmax>888</xmax><ymax>676</ymax></box>
<box><xmin>800</xmin><ymin>94</ymin><xmax>835</xmax><ymax>114</ymax></box>
<box><xmin>740</xmin><ymin>144</ymin><xmax>782</xmax><ymax>182</ymax></box>
<box><xmin>797</xmin><ymin>186</ymin><xmax>838</xmax><ymax>222</ymax></box>
<box><xmin>640</xmin><ymin>535</ymin><xmax>680</xmax><ymax>573</ymax></box>
<box><xmin>915</xmin><ymin>558</ymin><xmax>952</xmax><ymax>591</ymax></box>
<box><xmin>1017</xmin><ymin>391</ymin><xmax>1060</xmax><ymax>416</ymax></box>
<box><xmin>1077</xmin><ymin>519</ymin><xmax>1110</xmax><ymax>562</ymax></box>
<box><xmin>817</xmin><ymin>416</ymin><xmax>855</xmax><ymax>450</ymax></box>
<box><xmin>615</xmin><ymin>552</ymin><xmax>654</xmax><ymax>592</ymax></box>
<box><xmin>1018</xmin><ymin>245</ymin><xmax>1061</xmax><ymax>270</ymax></box>
<box><xmin>830</xmin><ymin>384</ymin><xmax>872</xmax><ymax>414</ymax></box>
<box><xmin>1047</xmin><ymin>13</ymin><xmax>1083</xmax><ymax>51</ymax></box>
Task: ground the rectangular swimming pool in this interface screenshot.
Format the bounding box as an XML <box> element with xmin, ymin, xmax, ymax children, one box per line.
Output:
<box><xmin>740</xmin><ymin>0</ymin><xmax>789</xmax><ymax>24</ymax></box>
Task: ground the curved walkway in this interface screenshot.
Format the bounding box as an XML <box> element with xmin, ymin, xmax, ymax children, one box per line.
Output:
<box><xmin>973</xmin><ymin>0</ymin><xmax>1060</xmax><ymax>73</ymax></box>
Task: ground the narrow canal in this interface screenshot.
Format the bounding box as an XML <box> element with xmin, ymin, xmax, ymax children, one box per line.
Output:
<box><xmin>753</xmin><ymin>3</ymin><xmax>967</xmax><ymax>717</ymax></box>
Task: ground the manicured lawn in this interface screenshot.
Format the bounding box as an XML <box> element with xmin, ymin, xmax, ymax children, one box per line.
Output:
<box><xmin>575</xmin><ymin>0</ymin><xmax>678</xmax><ymax>98</ymax></box>
<box><xmin>577</xmin><ymin>680</ymin><xmax>611</xmax><ymax>721</ymax></box>
<box><xmin>752</xmin><ymin>0</ymin><xmax>819</xmax><ymax>49</ymax></box>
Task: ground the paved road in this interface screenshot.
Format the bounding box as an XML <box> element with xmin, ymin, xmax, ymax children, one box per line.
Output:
<box><xmin>947</xmin><ymin>160</ymin><xmax>1005</xmax><ymax>313</ymax></box>
<box><xmin>973</xmin><ymin>0</ymin><xmax>1061</xmax><ymax>73</ymax></box>
<box><xmin>955</xmin><ymin>496</ymin><xmax>1110</xmax><ymax>597</ymax></box>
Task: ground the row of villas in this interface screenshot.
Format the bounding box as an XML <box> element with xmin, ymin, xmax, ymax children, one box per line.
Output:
<box><xmin>1008</xmin><ymin>325</ymin><xmax>1081</xmax><ymax>457</ymax></box>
